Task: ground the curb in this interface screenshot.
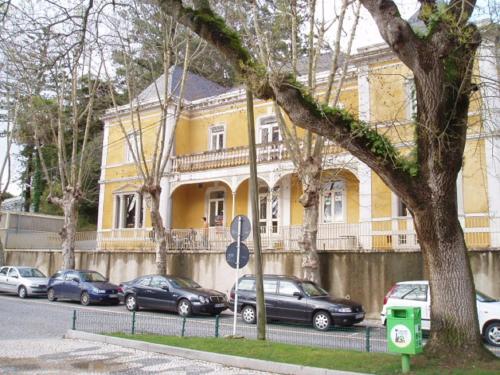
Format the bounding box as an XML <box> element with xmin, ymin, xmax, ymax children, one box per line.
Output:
<box><xmin>65</xmin><ymin>330</ymin><xmax>368</xmax><ymax>375</ymax></box>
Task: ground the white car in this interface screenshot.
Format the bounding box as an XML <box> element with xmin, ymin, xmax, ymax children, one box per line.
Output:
<box><xmin>0</xmin><ymin>266</ymin><xmax>49</xmax><ymax>298</ymax></box>
<box><xmin>381</xmin><ymin>280</ymin><xmax>500</xmax><ymax>347</ymax></box>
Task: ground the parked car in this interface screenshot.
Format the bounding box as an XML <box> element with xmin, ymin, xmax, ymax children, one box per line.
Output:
<box><xmin>0</xmin><ymin>266</ymin><xmax>48</xmax><ymax>298</ymax></box>
<box><xmin>229</xmin><ymin>274</ymin><xmax>365</xmax><ymax>331</ymax></box>
<box><xmin>120</xmin><ymin>275</ymin><xmax>227</xmax><ymax>316</ymax></box>
<box><xmin>381</xmin><ymin>280</ymin><xmax>500</xmax><ymax>347</ymax></box>
<box><xmin>47</xmin><ymin>270</ymin><xmax>120</xmax><ymax>305</ymax></box>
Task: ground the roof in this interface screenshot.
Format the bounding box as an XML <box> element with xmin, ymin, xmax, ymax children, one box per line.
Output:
<box><xmin>136</xmin><ymin>66</ymin><xmax>230</xmax><ymax>103</ymax></box>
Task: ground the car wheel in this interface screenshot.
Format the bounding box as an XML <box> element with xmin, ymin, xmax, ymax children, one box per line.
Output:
<box><xmin>484</xmin><ymin>322</ymin><xmax>500</xmax><ymax>347</ymax></box>
<box><xmin>177</xmin><ymin>299</ymin><xmax>192</xmax><ymax>317</ymax></box>
<box><xmin>80</xmin><ymin>291</ymin><xmax>90</xmax><ymax>306</ymax></box>
<box><xmin>313</xmin><ymin>311</ymin><xmax>331</xmax><ymax>331</ymax></box>
<box><xmin>125</xmin><ymin>294</ymin><xmax>138</xmax><ymax>311</ymax></box>
<box><xmin>47</xmin><ymin>288</ymin><xmax>57</xmax><ymax>302</ymax></box>
<box><xmin>18</xmin><ymin>286</ymin><xmax>28</xmax><ymax>299</ymax></box>
<box><xmin>241</xmin><ymin>305</ymin><xmax>256</xmax><ymax>324</ymax></box>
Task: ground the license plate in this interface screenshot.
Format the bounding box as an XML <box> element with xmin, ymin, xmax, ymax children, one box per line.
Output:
<box><xmin>109</xmin><ymin>294</ymin><xmax>118</xmax><ymax>298</ymax></box>
<box><xmin>355</xmin><ymin>313</ymin><xmax>364</xmax><ymax>319</ymax></box>
<box><xmin>215</xmin><ymin>303</ymin><xmax>225</xmax><ymax>308</ymax></box>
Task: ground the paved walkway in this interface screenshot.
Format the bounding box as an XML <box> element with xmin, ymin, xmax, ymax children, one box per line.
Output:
<box><xmin>0</xmin><ymin>338</ymin><xmax>273</xmax><ymax>374</ymax></box>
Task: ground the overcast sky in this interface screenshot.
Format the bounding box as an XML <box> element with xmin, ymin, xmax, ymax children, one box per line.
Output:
<box><xmin>0</xmin><ymin>0</ymin><xmax>493</xmax><ymax>197</ymax></box>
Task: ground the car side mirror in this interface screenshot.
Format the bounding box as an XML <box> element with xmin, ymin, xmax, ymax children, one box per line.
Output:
<box><xmin>161</xmin><ymin>285</ymin><xmax>169</xmax><ymax>291</ymax></box>
<box><xmin>293</xmin><ymin>291</ymin><xmax>303</xmax><ymax>299</ymax></box>
<box><xmin>72</xmin><ymin>277</ymin><xmax>80</xmax><ymax>283</ymax></box>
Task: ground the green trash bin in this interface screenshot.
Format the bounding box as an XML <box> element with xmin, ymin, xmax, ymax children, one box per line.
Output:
<box><xmin>387</xmin><ymin>307</ymin><xmax>423</xmax><ymax>373</ymax></box>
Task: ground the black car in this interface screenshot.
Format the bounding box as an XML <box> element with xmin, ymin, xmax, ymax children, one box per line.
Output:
<box><xmin>229</xmin><ymin>274</ymin><xmax>365</xmax><ymax>330</ymax></box>
<box><xmin>120</xmin><ymin>275</ymin><xmax>228</xmax><ymax>316</ymax></box>
<box><xmin>47</xmin><ymin>270</ymin><xmax>120</xmax><ymax>305</ymax></box>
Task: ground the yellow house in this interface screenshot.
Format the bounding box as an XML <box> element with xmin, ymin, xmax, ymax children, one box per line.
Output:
<box><xmin>97</xmin><ymin>40</ymin><xmax>500</xmax><ymax>252</ymax></box>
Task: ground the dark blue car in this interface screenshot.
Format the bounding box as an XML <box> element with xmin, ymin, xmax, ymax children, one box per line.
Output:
<box><xmin>47</xmin><ymin>270</ymin><xmax>120</xmax><ymax>306</ymax></box>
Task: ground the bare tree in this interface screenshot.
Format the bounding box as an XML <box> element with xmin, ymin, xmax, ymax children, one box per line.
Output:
<box><xmin>101</xmin><ymin>3</ymin><xmax>202</xmax><ymax>274</ymax></box>
<box><xmin>160</xmin><ymin>0</ymin><xmax>497</xmax><ymax>361</ymax></box>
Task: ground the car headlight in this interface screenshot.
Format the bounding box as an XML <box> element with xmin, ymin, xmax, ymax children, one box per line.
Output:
<box><xmin>199</xmin><ymin>296</ymin><xmax>209</xmax><ymax>304</ymax></box>
<box><xmin>332</xmin><ymin>307</ymin><xmax>352</xmax><ymax>313</ymax></box>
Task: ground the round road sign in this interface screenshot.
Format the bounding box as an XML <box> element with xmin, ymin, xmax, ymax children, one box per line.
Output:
<box><xmin>230</xmin><ymin>215</ymin><xmax>251</xmax><ymax>241</ymax></box>
<box><xmin>225</xmin><ymin>242</ymin><xmax>250</xmax><ymax>269</ymax></box>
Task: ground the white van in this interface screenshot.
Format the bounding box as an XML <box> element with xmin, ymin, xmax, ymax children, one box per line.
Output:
<box><xmin>380</xmin><ymin>280</ymin><xmax>500</xmax><ymax>347</ymax></box>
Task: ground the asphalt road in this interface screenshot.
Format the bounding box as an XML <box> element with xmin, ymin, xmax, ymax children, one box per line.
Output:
<box><xmin>1</xmin><ymin>293</ymin><xmax>498</xmax><ymax>357</ymax></box>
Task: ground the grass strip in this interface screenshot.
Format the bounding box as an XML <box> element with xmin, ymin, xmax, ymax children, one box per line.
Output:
<box><xmin>109</xmin><ymin>333</ymin><xmax>499</xmax><ymax>374</ymax></box>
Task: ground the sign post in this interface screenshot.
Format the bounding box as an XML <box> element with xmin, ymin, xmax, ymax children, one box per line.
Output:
<box><xmin>226</xmin><ymin>215</ymin><xmax>251</xmax><ymax>337</ymax></box>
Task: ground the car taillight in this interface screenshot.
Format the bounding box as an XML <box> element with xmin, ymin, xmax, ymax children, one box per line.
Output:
<box><xmin>117</xmin><ymin>286</ymin><xmax>123</xmax><ymax>293</ymax></box>
<box><xmin>230</xmin><ymin>291</ymin><xmax>235</xmax><ymax>300</ymax></box>
<box><xmin>383</xmin><ymin>285</ymin><xmax>396</xmax><ymax>305</ymax></box>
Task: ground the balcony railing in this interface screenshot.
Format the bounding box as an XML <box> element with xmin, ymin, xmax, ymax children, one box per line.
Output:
<box><xmin>3</xmin><ymin>215</ymin><xmax>498</xmax><ymax>252</ymax></box>
<box><xmin>170</xmin><ymin>141</ymin><xmax>344</xmax><ymax>173</ymax></box>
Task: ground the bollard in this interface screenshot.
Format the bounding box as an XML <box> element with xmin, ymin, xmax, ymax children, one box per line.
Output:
<box><xmin>131</xmin><ymin>311</ymin><xmax>136</xmax><ymax>335</ymax></box>
<box><xmin>181</xmin><ymin>317</ymin><xmax>186</xmax><ymax>337</ymax></box>
<box><xmin>72</xmin><ymin>309</ymin><xmax>77</xmax><ymax>330</ymax></box>
<box><xmin>215</xmin><ymin>315</ymin><xmax>220</xmax><ymax>338</ymax></box>
<box><xmin>365</xmin><ymin>326</ymin><xmax>371</xmax><ymax>352</ymax></box>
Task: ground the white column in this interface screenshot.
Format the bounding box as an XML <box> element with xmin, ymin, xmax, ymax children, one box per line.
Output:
<box><xmin>357</xmin><ymin>64</ymin><xmax>372</xmax><ymax>250</ymax></box>
<box><xmin>97</xmin><ymin>123</ymin><xmax>110</xmax><ymax>231</ymax></box>
<box><xmin>134</xmin><ymin>193</ymin><xmax>141</xmax><ymax>229</ymax></box>
<box><xmin>479</xmin><ymin>38</ymin><xmax>500</xmax><ymax>246</ymax></box>
<box><xmin>231</xmin><ymin>191</ymin><xmax>236</xmax><ymax>220</ymax></box>
<box><xmin>159</xmin><ymin>177</ymin><xmax>172</xmax><ymax>229</ymax></box>
<box><xmin>281</xmin><ymin>175</ymin><xmax>291</xmax><ymax>227</ymax></box>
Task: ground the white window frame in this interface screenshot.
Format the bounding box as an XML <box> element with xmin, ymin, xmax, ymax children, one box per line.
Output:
<box><xmin>113</xmin><ymin>192</ymin><xmax>144</xmax><ymax>229</ymax></box>
<box><xmin>321</xmin><ymin>180</ymin><xmax>347</xmax><ymax>223</ymax></box>
<box><xmin>125</xmin><ymin>132</ymin><xmax>141</xmax><ymax>163</ymax></box>
<box><xmin>208</xmin><ymin>124</ymin><xmax>226</xmax><ymax>151</ymax></box>
<box><xmin>206</xmin><ymin>187</ymin><xmax>226</xmax><ymax>227</ymax></box>
<box><xmin>258</xmin><ymin>115</ymin><xmax>281</xmax><ymax>144</ymax></box>
<box><xmin>258</xmin><ymin>183</ymin><xmax>280</xmax><ymax>234</ymax></box>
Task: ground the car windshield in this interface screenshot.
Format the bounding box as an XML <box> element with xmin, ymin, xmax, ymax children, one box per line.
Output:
<box><xmin>476</xmin><ymin>290</ymin><xmax>498</xmax><ymax>302</ymax></box>
<box><xmin>80</xmin><ymin>272</ymin><xmax>106</xmax><ymax>282</ymax></box>
<box><xmin>170</xmin><ymin>277</ymin><xmax>201</xmax><ymax>289</ymax></box>
<box><xmin>18</xmin><ymin>268</ymin><xmax>45</xmax><ymax>278</ymax></box>
<box><xmin>301</xmin><ymin>281</ymin><xmax>328</xmax><ymax>297</ymax></box>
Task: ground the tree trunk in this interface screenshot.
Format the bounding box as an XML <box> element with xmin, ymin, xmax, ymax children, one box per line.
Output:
<box><xmin>298</xmin><ymin>157</ymin><xmax>321</xmax><ymax>284</ymax></box>
<box><xmin>148</xmin><ymin>186</ymin><xmax>168</xmax><ymax>275</ymax></box>
<box><xmin>60</xmin><ymin>190</ymin><xmax>78</xmax><ymax>270</ymax></box>
<box><xmin>411</xmin><ymin>191</ymin><xmax>492</xmax><ymax>360</ymax></box>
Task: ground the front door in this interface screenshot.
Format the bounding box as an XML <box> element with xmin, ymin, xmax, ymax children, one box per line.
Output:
<box><xmin>208</xmin><ymin>191</ymin><xmax>225</xmax><ymax>227</ymax></box>
<box><xmin>276</xmin><ymin>280</ymin><xmax>307</xmax><ymax>322</ymax></box>
<box><xmin>134</xmin><ymin>277</ymin><xmax>153</xmax><ymax>307</ymax></box>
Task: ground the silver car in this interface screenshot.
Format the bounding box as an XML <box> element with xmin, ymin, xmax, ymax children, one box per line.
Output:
<box><xmin>0</xmin><ymin>266</ymin><xmax>49</xmax><ymax>298</ymax></box>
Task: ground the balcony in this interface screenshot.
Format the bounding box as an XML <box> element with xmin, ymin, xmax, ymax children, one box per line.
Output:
<box><xmin>170</xmin><ymin>141</ymin><xmax>344</xmax><ymax>173</ymax></box>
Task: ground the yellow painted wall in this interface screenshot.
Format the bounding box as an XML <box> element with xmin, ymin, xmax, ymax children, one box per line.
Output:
<box><xmin>290</xmin><ymin>175</ymin><xmax>303</xmax><ymax>225</ymax></box>
<box><xmin>463</xmin><ymin>139</ymin><xmax>489</xmax><ymax>214</ymax></box>
<box><xmin>371</xmin><ymin>173</ymin><xmax>392</xmax><ymax>218</ymax></box>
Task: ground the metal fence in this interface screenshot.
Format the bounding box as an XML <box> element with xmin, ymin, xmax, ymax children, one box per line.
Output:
<box><xmin>71</xmin><ymin>309</ymin><xmax>388</xmax><ymax>353</ymax></box>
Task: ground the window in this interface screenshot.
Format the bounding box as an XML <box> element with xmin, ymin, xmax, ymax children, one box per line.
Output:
<box><xmin>397</xmin><ymin>197</ymin><xmax>409</xmax><ymax>217</ymax></box>
<box><xmin>125</xmin><ymin>133</ymin><xmax>141</xmax><ymax>163</ymax></box>
<box><xmin>0</xmin><ymin>267</ymin><xmax>8</xmax><ymax>276</ymax></box>
<box><xmin>208</xmin><ymin>190</ymin><xmax>225</xmax><ymax>226</ymax></box>
<box><xmin>391</xmin><ymin>284</ymin><xmax>428</xmax><ymax>301</ymax></box>
<box><xmin>150</xmin><ymin>276</ymin><xmax>169</xmax><ymax>288</ymax></box>
<box><xmin>114</xmin><ymin>193</ymin><xmax>143</xmax><ymax>229</ymax></box>
<box><xmin>258</xmin><ymin>184</ymin><xmax>279</xmax><ymax>234</ymax></box>
<box><xmin>64</xmin><ymin>271</ymin><xmax>79</xmax><ymax>282</ymax></box>
<box><xmin>405</xmin><ymin>78</ymin><xmax>417</xmax><ymax>120</ymax></box>
<box><xmin>259</xmin><ymin>116</ymin><xmax>280</xmax><ymax>144</ymax></box>
<box><xmin>263</xmin><ymin>279</ymin><xmax>278</xmax><ymax>294</ymax></box>
<box><xmin>51</xmin><ymin>271</ymin><xmax>64</xmax><ymax>280</ymax></box>
<box><xmin>7</xmin><ymin>268</ymin><xmax>18</xmax><ymax>278</ymax></box>
<box><xmin>322</xmin><ymin>180</ymin><xmax>346</xmax><ymax>223</ymax></box>
<box><xmin>238</xmin><ymin>279</ymin><xmax>256</xmax><ymax>291</ymax></box>
<box><xmin>278</xmin><ymin>281</ymin><xmax>300</xmax><ymax>296</ymax></box>
<box><xmin>136</xmin><ymin>277</ymin><xmax>151</xmax><ymax>287</ymax></box>
<box><xmin>209</xmin><ymin>125</ymin><xmax>225</xmax><ymax>151</ymax></box>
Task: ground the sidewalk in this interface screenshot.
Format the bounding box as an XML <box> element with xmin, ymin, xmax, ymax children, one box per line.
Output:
<box><xmin>66</xmin><ymin>330</ymin><xmax>370</xmax><ymax>375</ymax></box>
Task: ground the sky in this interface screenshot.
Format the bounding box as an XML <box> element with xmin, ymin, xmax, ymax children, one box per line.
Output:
<box><xmin>0</xmin><ymin>0</ymin><xmax>494</xmax><ymax>197</ymax></box>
